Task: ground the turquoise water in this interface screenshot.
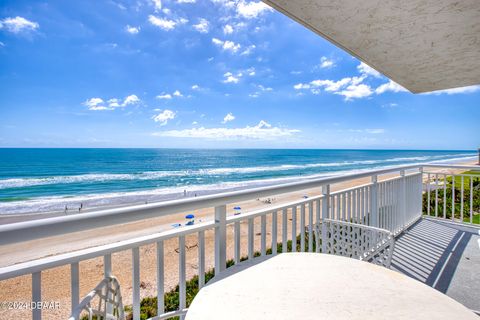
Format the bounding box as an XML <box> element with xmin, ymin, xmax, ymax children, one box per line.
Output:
<box><xmin>0</xmin><ymin>149</ymin><xmax>476</xmax><ymax>214</ymax></box>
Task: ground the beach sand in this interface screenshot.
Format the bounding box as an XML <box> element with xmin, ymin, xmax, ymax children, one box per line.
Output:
<box><xmin>0</xmin><ymin>162</ymin><xmax>476</xmax><ymax>319</ymax></box>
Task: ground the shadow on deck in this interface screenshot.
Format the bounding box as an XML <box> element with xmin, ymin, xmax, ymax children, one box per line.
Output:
<box><xmin>391</xmin><ymin>218</ymin><xmax>480</xmax><ymax>313</ymax></box>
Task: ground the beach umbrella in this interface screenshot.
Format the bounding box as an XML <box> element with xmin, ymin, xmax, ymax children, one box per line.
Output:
<box><xmin>234</xmin><ymin>206</ymin><xmax>241</xmax><ymax>210</ymax></box>
<box><xmin>185</xmin><ymin>214</ymin><xmax>195</xmax><ymax>219</ymax></box>
<box><xmin>303</xmin><ymin>195</ymin><xmax>309</xmax><ymax>199</ymax></box>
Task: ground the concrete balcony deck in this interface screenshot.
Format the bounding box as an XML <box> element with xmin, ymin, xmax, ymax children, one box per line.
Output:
<box><xmin>391</xmin><ymin>218</ymin><xmax>480</xmax><ymax>313</ymax></box>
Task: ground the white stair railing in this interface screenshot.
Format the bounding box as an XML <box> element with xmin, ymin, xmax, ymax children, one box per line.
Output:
<box><xmin>69</xmin><ymin>276</ymin><xmax>124</xmax><ymax>320</ymax></box>
<box><xmin>314</xmin><ymin>219</ymin><xmax>395</xmax><ymax>268</ymax></box>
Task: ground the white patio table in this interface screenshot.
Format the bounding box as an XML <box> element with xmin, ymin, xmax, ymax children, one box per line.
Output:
<box><xmin>185</xmin><ymin>253</ymin><xmax>477</xmax><ymax>320</ymax></box>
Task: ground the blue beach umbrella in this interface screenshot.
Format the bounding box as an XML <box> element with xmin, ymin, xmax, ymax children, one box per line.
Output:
<box><xmin>234</xmin><ymin>206</ymin><xmax>241</xmax><ymax>210</ymax></box>
<box><xmin>185</xmin><ymin>214</ymin><xmax>195</xmax><ymax>219</ymax></box>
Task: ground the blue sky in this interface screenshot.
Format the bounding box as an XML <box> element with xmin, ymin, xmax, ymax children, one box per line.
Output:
<box><xmin>0</xmin><ymin>0</ymin><xmax>479</xmax><ymax>150</ymax></box>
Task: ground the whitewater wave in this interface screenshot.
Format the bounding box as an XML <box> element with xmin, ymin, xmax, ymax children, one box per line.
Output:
<box><xmin>0</xmin><ymin>153</ymin><xmax>475</xmax><ymax>189</ymax></box>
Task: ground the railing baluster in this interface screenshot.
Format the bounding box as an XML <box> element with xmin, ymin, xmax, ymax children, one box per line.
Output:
<box><xmin>315</xmin><ymin>198</ymin><xmax>321</xmax><ymax>224</ymax></box>
<box><xmin>272</xmin><ymin>210</ymin><xmax>278</xmax><ymax>255</ymax></box>
<box><xmin>198</xmin><ymin>232</ymin><xmax>205</xmax><ymax>288</ymax></box>
<box><xmin>460</xmin><ymin>175</ymin><xmax>464</xmax><ymax>222</ymax></box>
<box><xmin>321</xmin><ymin>185</ymin><xmax>330</xmax><ymax>253</ymax></box>
<box><xmin>104</xmin><ymin>253</ymin><xmax>113</xmax><ymax>316</ymax></box>
<box><xmin>370</xmin><ymin>175</ymin><xmax>378</xmax><ymax>227</ymax></box>
<box><xmin>452</xmin><ymin>175</ymin><xmax>455</xmax><ymax>221</ymax></box>
<box><xmin>342</xmin><ymin>193</ymin><xmax>346</xmax><ymax>221</ymax></box>
<box><xmin>234</xmin><ymin>222</ymin><xmax>241</xmax><ymax>264</ymax></box>
<box><xmin>300</xmin><ymin>203</ymin><xmax>305</xmax><ymax>252</ymax></box>
<box><xmin>308</xmin><ymin>201</ymin><xmax>313</xmax><ymax>252</ymax></box>
<box><xmin>178</xmin><ymin>236</ymin><xmax>186</xmax><ymax>320</ymax></box>
<box><xmin>261</xmin><ymin>214</ymin><xmax>267</xmax><ymax>256</ymax></box>
<box><xmin>70</xmin><ymin>262</ymin><xmax>79</xmax><ymax>318</ymax></box>
<box><xmin>291</xmin><ymin>206</ymin><xmax>297</xmax><ymax>252</ymax></box>
<box><xmin>132</xmin><ymin>247</ymin><xmax>140</xmax><ymax>320</ymax></box>
<box><xmin>470</xmin><ymin>176</ymin><xmax>474</xmax><ymax>224</ymax></box>
<box><xmin>443</xmin><ymin>174</ymin><xmax>447</xmax><ymax>219</ymax></box>
<box><xmin>282</xmin><ymin>208</ymin><xmax>287</xmax><ymax>253</ymax></box>
<box><xmin>427</xmin><ymin>173</ymin><xmax>431</xmax><ymax>216</ymax></box>
<box><xmin>435</xmin><ymin>173</ymin><xmax>439</xmax><ymax>217</ymax></box>
<box><xmin>32</xmin><ymin>272</ymin><xmax>41</xmax><ymax>320</ymax></box>
<box><xmin>157</xmin><ymin>241</ymin><xmax>165</xmax><ymax>316</ymax></box>
<box><xmin>353</xmin><ymin>189</ymin><xmax>357</xmax><ymax>224</ymax></box>
<box><xmin>214</xmin><ymin>205</ymin><xmax>227</xmax><ymax>274</ymax></box>
<box><xmin>248</xmin><ymin>217</ymin><xmax>254</xmax><ymax>260</ymax></box>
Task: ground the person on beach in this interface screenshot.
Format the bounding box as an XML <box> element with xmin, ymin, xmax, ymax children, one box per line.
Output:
<box><xmin>184</xmin><ymin>190</ymin><xmax>187</xmax><ymax>197</ymax></box>
<box><xmin>79</xmin><ymin>203</ymin><xmax>83</xmax><ymax>212</ymax></box>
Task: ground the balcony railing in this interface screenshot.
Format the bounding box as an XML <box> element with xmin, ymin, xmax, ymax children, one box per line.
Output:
<box><xmin>0</xmin><ymin>163</ymin><xmax>478</xmax><ymax>320</ymax></box>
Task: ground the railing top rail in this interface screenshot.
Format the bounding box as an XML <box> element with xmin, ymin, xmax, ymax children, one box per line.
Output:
<box><xmin>0</xmin><ymin>163</ymin><xmax>477</xmax><ymax>246</ymax></box>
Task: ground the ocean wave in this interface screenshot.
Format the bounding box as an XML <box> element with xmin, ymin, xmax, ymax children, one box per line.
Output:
<box><xmin>0</xmin><ymin>153</ymin><xmax>475</xmax><ymax>189</ymax></box>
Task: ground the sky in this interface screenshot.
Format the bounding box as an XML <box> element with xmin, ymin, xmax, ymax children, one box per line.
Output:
<box><xmin>0</xmin><ymin>0</ymin><xmax>479</xmax><ymax>150</ymax></box>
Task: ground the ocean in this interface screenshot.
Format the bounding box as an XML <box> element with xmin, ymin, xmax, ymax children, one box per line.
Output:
<box><xmin>0</xmin><ymin>148</ymin><xmax>476</xmax><ymax>214</ymax></box>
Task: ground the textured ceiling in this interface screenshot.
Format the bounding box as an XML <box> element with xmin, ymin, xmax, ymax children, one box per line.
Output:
<box><xmin>264</xmin><ymin>0</ymin><xmax>480</xmax><ymax>93</ymax></box>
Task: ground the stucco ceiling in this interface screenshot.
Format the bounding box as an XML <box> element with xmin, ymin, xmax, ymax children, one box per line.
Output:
<box><xmin>264</xmin><ymin>0</ymin><xmax>480</xmax><ymax>93</ymax></box>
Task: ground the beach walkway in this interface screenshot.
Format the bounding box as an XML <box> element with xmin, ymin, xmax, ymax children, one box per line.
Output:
<box><xmin>391</xmin><ymin>218</ymin><xmax>480</xmax><ymax>313</ymax></box>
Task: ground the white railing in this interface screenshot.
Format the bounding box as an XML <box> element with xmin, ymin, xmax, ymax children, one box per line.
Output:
<box><xmin>423</xmin><ymin>169</ymin><xmax>480</xmax><ymax>225</ymax></box>
<box><xmin>0</xmin><ymin>164</ymin><xmax>478</xmax><ymax>320</ymax></box>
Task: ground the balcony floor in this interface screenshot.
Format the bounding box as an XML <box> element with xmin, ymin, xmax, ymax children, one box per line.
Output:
<box><xmin>391</xmin><ymin>218</ymin><xmax>480</xmax><ymax>313</ymax></box>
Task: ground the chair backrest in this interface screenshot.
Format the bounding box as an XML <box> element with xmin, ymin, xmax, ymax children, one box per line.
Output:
<box><xmin>315</xmin><ymin>219</ymin><xmax>395</xmax><ymax>268</ymax></box>
<box><xmin>69</xmin><ymin>275</ymin><xmax>125</xmax><ymax>320</ymax></box>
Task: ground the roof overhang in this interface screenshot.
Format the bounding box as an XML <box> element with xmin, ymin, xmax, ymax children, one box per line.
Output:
<box><xmin>263</xmin><ymin>0</ymin><xmax>480</xmax><ymax>93</ymax></box>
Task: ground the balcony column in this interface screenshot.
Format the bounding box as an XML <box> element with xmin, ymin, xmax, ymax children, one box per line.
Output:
<box><xmin>321</xmin><ymin>184</ymin><xmax>330</xmax><ymax>253</ymax></box>
<box><xmin>400</xmin><ymin>170</ymin><xmax>406</xmax><ymax>230</ymax></box>
<box><xmin>215</xmin><ymin>205</ymin><xmax>227</xmax><ymax>275</ymax></box>
<box><xmin>370</xmin><ymin>175</ymin><xmax>378</xmax><ymax>227</ymax></box>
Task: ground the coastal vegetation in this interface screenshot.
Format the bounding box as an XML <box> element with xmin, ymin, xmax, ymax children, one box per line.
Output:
<box><xmin>422</xmin><ymin>171</ymin><xmax>480</xmax><ymax>223</ymax></box>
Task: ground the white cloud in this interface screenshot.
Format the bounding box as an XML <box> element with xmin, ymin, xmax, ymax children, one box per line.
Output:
<box><xmin>153</xmin><ymin>109</ymin><xmax>176</xmax><ymax>126</ymax></box>
<box><xmin>375</xmin><ymin>80</ymin><xmax>408</xmax><ymax>94</ymax></box>
<box><xmin>84</xmin><ymin>95</ymin><xmax>140</xmax><ymax>111</ymax></box>
<box><xmin>336</xmin><ymin>84</ymin><xmax>373</xmax><ymax>100</ymax></box>
<box><xmin>223</xmin><ymin>24</ymin><xmax>233</xmax><ymax>34</ymax></box>
<box><xmin>212</xmin><ymin>38</ymin><xmax>241</xmax><ymax>53</ymax></box>
<box><xmin>236</xmin><ymin>1</ymin><xmax>273</xmax><ymax>19</ymax></box>
<box><xmin>153</xmin><ymin>120</ymin><xmax>300</xmax><ymax>140</ymax></box>
<box><xmin>151</xmin><ymin>0</ymin><xmax>162</xmax><ymax>11</ymax></box>
<box><xmin>423</xmin><ymin>85</ymin><xmax>480</xmax><ymax>95</ymax></box>
<box><xmin>294</xmin><ymin>83</ymin><xmax>310</xmax><ymax>90</ymax></box>
<box><xmin>295</xmin><ymin>76</ymin><xmax>373</xmax><ymax>100</ymax></box>
<box><xmin>223</xmin><ymin>72</ymin><xmax>241</xmax><ymax>83</ymax></box>
<box><xmin>319</xmin><ymin>56</ymin><xmax>334</xmax><ymax>69</ymax></box>
<box><xmin>148</xmin><ymin>15</ymin><xmax>187</xmax><ymax>31</ymax></box>
<box><xmin>125</xmin><ymin>25</ymin><xmax>140</xmax><ymax>34</ymax></box>
<box><xmin>177</xmin><ymin>0</ymin><xmax>196</xmax><ymax>2</ymax></box>
<box><xmin>193</xmin><ymin>18</ymin><xmax>209</xmax><ymax>33</ymax></box>
<box><xmin>241</xmin><ymin>44</ymin><xmax>256</xmax><ymax>56</ymax></box>
<box><xmin>84</xmin><ymin>98</ymin><xmax>106</xmax><ymax>111</ymax></box>
<box><xmin>122</xmin><ymin>94</ymin><xmax>140</xmax><ymax>106</ymax></box>
<box><xmin>257</xmin><ymin>84</ymin><xmax>273</xmax><ymax>91</ymax></box>
<box><xmin>358</xmin><ymin>62</ymin><xmax>382</xmax><ymax>78</ymax></box>
<box><xmin>157</xmin><ymin>93</ymin><xmax>172</xmax><ymax>99</ymax></box>
<box><xmin>173</xmin><ymin>90</ymin><xmax>183</xmax><ymax>97</ymax></box>
<box><xmin>222</xmin><ymin>112</ymin><xmax>235</xmax><ymax>123</ymax></box>
<box><xmin>0</xmin><ymin>16</ymin><xmax>39</xmax><ymax>34</ymax></box>
<box><xmin>191</xmin><ymin>84</ymin><xmax>200</xmax><ymax>90</ymax></box>
<box><xmin>246</xmin><ymin>67</ymin><xmax>255</xmax><ymax>76</ymax></box>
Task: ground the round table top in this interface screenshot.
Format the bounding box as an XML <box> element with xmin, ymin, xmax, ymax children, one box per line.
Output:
<box><xmin>186</xmin><ymin>253</ymin><xmax>477</xmax><ymax>320</ymax></box>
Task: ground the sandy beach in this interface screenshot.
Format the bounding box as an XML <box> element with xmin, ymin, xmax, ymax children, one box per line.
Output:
<box><xmin>0</xmin><ymin>162</ymin><xmax>476</xmax><ymax>319</ymax></box>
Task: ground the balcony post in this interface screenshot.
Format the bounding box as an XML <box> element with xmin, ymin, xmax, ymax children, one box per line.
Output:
<box><xmin>321</xmin><ymin>184</ymin><xmax>330</xmax><ymax>253</ymax></box>
<box><xmin>400</xmin><ymin>170</ymin><xmax>406</xmax><ymax>230</ymax></box>
<box><xmin>370</xmin><ymin>175</ymin><xmax>378</xmax><ymax>227</ymax></box>
<box><xmin>214</xmin><ymin>205</ymin><xmax>227</xmax><ymax>275</ymax></box>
